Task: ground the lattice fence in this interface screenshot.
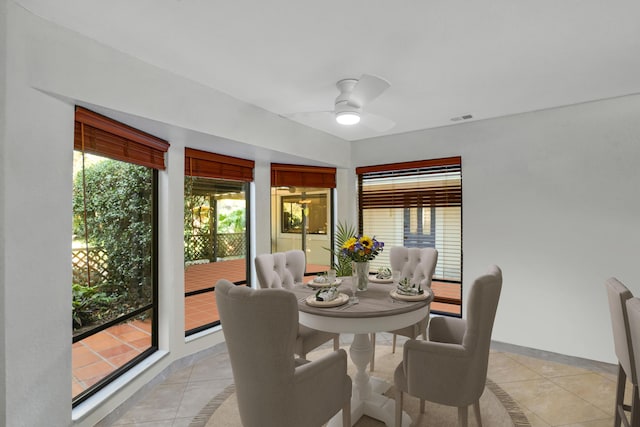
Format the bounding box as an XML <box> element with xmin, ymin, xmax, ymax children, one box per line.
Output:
<box><xmin>217</xmin><ymin>233</ymin><xmax>246</xmax><ymax>258</ymax></box>
<box><xmin>185</xmin><ymin>233</ymin><xmax>213</xmax><ymax>261</ymax></box>
<box><xmin>185</xmin><ymin>232</ymin><xmax>246</xmax><ymax>261</ymax></box>
<box><xmin>72</xmin><ymin>247</ymin><xmax>109</xmax><ymax>285</ymax></box>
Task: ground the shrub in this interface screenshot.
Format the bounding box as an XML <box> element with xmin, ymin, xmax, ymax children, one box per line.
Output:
<box><xmin>72</xmin><ymin>283</ymin><xmax>121</xmax><ymax>329</ymax></box>
<box><xmin>73</xmin><ymin>159</ymin><xmax>153</xmax><ymax>327</ymax></box>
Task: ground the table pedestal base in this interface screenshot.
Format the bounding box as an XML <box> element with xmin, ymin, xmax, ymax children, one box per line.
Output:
<box><xmin>326</xmin><ymin>334</ymin><xmax>411</xmax><ymax>427</ymax></box>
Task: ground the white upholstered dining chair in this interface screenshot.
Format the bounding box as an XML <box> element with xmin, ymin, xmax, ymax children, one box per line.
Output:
<box><xmin>370</xmin><ymin>247</ymin><xmax>437</xmax><ymax>371</ymax></box>
<box><xmin>394</xmin><ymin>265</ymin><xmax>502</xmax><ymax>427</ymax></box>
<box><xmin>215</xmin><ymin>279</ymin><xmax>352</xmax><ymax>427</ymax></box>
<box><xmin>606</xmin><ymin>277</ymin><xmax>640</xmax><ymax>427</ymax></box>
<box><xmin>255</xmin><ymin>250</ymin><xmax>339</xmax><ymax>358</ymax></box>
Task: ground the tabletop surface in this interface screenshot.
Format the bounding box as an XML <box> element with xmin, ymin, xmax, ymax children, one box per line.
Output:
<box><xmin>290</xmin><ymin>278</ymin><xmax>433</xmax><ymax>319</ymax></box>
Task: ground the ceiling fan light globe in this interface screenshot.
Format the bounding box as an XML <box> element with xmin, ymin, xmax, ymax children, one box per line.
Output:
<box><xmin>336</xmin><ymin>111</ymin><xmax>360</xmax><ymax>125</ymax></box>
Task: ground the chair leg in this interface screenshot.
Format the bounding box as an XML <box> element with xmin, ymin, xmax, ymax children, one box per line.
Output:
<box><xmin>631</xmin><ymin>384</ymin><xmax>640</xmax><ymax>427</ymax></box>
<box><xmin>457</xmin><ymin>406</ymin><xmax>468</xmax><ymax>427</ymax></box>
<box><xmin>342</xmin><ymin>399</ymin><xmax>351</xmax><ymax>427</ymax></box>
<box><xmin>333</xmin><ymin>336</ymin><xmax>340</xmax><ymax>351</ymax></box>
<box><xmin>615</xmin><ymin>364</ymin><xmax>626</xmax><ymax>427</ymax></box>
<box><xmin>392</xmin><ymin>334</ymin><xmax>397</xmax><ymax>353</ymax></box>
<box><xmin>473</xmin><ymin>400</ymin><xmax>482</xmax><ymax>427</ymax></box>
<box><xmin>395</xmin><ymin>390</ymin><xmax>403</xmax><ymax>427</ymax></box>
<box><xmin>370</xmin><ymin>333</ymin><xmax>376</xmax><ymax>372</ymax></box>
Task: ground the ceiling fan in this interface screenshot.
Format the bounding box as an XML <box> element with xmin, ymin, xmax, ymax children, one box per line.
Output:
<box><xmin>290</xmin><ymin>74</ymin><xmax>395</xmax><ymax>132</ymax></box>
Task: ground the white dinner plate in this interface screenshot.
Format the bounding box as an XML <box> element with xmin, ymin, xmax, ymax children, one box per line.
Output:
<box><xmin>369</xmin><ymin>276</ymin><xmax>393</xmax><ymax>284</ymax></box>
<box><xmin>305</xmin><ymin>293</ymin><xmax>349</xmax><ymax>307</ymax></box>
<box><xmin>389</xmin><ymin>289</ymin><xmax>429</xmax><ymax>301</ymax></box>
<box><xmin>307</xmin><ymin>278</ymin><xmax>342</xmax><ymax>289</ymax></box>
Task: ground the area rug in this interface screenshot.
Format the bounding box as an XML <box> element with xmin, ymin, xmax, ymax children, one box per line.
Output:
<box><xmin>191</xmin><ymin>346</ymin><xmax>530</xmax><ymax>427</ymax></box>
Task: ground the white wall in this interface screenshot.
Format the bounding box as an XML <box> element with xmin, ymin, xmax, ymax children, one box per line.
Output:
<box><xmin>1</xmin><ymin>4</ymin><xmax>351</xmax><ymax>426</ymax></box>
<box><xmin>4</xmin><ymin>6</ymin><xmax>74</xmax><ymax>426</ymax></box>
<box><xmin>335</xmin><ymin>168</ymin><xmax>357</xmax><ymax>227</ymax></box>
<box><xmin>0</xmin><ymin>0</ymin><xmax>7</xmax><ymax>422</ymax></box>
<box><xmin>352</xmin><ymin>94</ymin><xmax>640</xmax><ymax>363</ymax></box>
<box><xmin>252</xmin><ymin>161</ymin><xmax>272</xmax><ymax>282</ymax></box>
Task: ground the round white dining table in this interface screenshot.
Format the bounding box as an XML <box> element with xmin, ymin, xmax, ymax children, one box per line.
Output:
<box><xmin>291</xmin><ymin>279</ymin><xmax>433</xmax><ymax>427</ymax></box>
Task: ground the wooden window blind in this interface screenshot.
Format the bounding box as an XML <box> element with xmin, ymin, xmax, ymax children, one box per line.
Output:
<box><xmin>357</xmin><ymin>157</ymin><xmax>462</xmax><ymax>282</ymax></box>
<box><xmin>185</xmin><ymin>148</ymin><xmax>254</xmax><ymax>181</ymax></box>
<box><xmin>74</xmin><ymin>107</ymin><xmax>170</xmax><ymax>170</ymax></box>
<box><xmin>271</xmin><ymin>163</ymin><xmax>336</xmax><ymax>188</ymax></box>
<box><xmin>356</xmin><ymin>157</ymin><xmax>462</xmax><ymax>210</ymax></box>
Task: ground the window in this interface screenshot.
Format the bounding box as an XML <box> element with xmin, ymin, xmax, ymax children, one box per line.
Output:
<box><xmin>184</xmin><ymin>148</ymin><xmax>253</xmax><ymax>335</ymax></box>
<box><xmin>281</xmin><ymin>193</ymin><xmax>328</xmax><ymax>235</ymax></box>
<box><xmin>270</xmin><ymin>164</ymin><xmax>335</xmax><ymax>273</ymax></box>
<box><xmin>72</xmin><ymin>107</ymin><xmax>168</xmax><ymax>405</ymax></box>
<box><xmin>357</xmin><ymin>157</ymin><xmax>462</xmax><ymax>315</ymax></box>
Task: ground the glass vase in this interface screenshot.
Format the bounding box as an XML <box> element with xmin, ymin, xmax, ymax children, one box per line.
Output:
<box><xmin>352</xmin><ymin>261</ymin><xmax>370</xmax><ymax>291</ymax></box>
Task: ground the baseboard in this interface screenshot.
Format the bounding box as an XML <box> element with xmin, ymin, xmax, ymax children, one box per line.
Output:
<box><xmin>491</xmin><ymin>340</ymin><xmax>617</xmax><ymax>376</ymax></box>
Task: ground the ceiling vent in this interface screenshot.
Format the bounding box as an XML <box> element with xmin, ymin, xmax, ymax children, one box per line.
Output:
<box><xmin>451</xmin><ymin>114</ymin><xmax>473</xmax><ymax>122</ymax></box>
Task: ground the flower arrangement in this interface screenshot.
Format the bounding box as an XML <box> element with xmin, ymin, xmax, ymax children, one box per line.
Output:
<box><xmin>340</xmin><ymin>234</ymin><xmax>384</xmax><ymax>262</ymax></box>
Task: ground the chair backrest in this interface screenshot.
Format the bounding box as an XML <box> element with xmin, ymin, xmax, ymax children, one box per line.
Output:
<box><xmin>626</xmin><ymin>297</ymin><xmax>640</xmax><ymax>385</ymax></box>
<box><xmin>406</xmin><ymin>265</ymin><xmax>502</xmax><ymax>406</ymax></box>
<box><xmin>215</xmin><ymin>279</ymin><xmax>298</xmax><ymax>426</ymax></box>
<box><xmin>255</xmin><ymin>250</ymin><xmax>306</xmax><ymax>289</ymax></box>
<box><xmin>606</xmin><ymin>277</ymin><xmax>637</xmax><ymax>384</ymax></box>
<box><xmin>461</xmin><ymin>265</ymin><xmax>502</xmax><ymax>397</ymax></box>
<box><xmin>389</xmin><ymin>247</ymin><xmax>438</xmax><ymax>288</ymax></box>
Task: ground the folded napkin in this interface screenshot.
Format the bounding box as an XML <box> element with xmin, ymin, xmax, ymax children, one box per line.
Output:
<box><xmin>315</xmin><ymin>286</ymin><xmax>339</xmax><ymax>301</ymax></box>
<box><xmin>313</xmin><ymin>275</ymin><xmax>328</xmax><ymax>284</ymax></box>
<box><xmin>376</xmin><ymin>267</ymin><xmax>392</xmax><ymax>279</ymax></box>
<box><xmin>397</xmin><ymin>278</ymin><xmax>424</xmax><ymax>295</ymax></box>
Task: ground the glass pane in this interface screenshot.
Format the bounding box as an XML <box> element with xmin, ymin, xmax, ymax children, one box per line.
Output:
<box><xmin>409</xmin><ymin>208</ymin><xmax>418</xmax><ymax>233</ymax></box>
<box><xmin>72</xmin><ymin>151</ymin><xmax>156</xmax><ymax>400</ymax></box>
<box><xmin>185</xmin><ymin>292</ymin><xmax>218</xmax><ymax>331</ymax></box>
<box><xmin>72</xmin><ymin>310</ymin><xmax>152</xmax><ymax>398</ymax></box>
<box><xmin>422</xmin><ymin>208</ymin><xmax>432</xmax><ymax>235</ymax></box>
<box><xmin>271</xmin><ymin>187</ymin><xmax>332</xmax><ymax>273</ymax></box>
<box><xmin>184</xmin><ymin>176</ymin><xmax>248</xmax><ymax>332</ymax></box>
<box><xmin>72</xmin><ymin>152</ymin><xmax>154</xmax><ymax>331</ymax></box>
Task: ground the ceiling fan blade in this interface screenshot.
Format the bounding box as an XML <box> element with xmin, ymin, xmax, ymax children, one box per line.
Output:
<box><xmin>284</xmin><ymin>110</ymin><xmax>333</xmax><ymax>120</ymax></box>
<box><xmin>361</xmin><ymin>111</ymin><xmax>396</xmax><ymax>132</ymax></box>
<box><xmin>350</xmin><ymin>74</ymin><xmax>390</xmax><ymax>107</ymax></box>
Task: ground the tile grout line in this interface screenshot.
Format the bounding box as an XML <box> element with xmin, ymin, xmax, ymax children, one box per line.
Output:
<box><xmin>497</xmin><ymin>352</ymin><xmax>614</xmax><ymax>426</ymax></box>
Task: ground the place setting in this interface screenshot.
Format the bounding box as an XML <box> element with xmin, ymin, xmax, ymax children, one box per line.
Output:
<box><xmin>390</xmin><ymin>276</ymin><xmax>430</xmax><ymax>301</ymax></box>
<box><xmin>368</xmin><ymin>266</ymin><xmax>394</xmax><ymax>284</ymax></box>
<box><xmin>365</xmin><ymin>266</ymin><xmax>430</xmax><ymax>301</ymax></box>
<box><xmin>304</xmin><ymin>285</ymin><xmax>350</xmax><ymax>308</ymax></box>
<box><xmin>306</xmin><ymin>269</ymin><xmax>343</xmax><ymax>289</ymax></box>
<box><xmin>304</xmin><ymin>269</ymin><xmax>351</xmax><ymax>308</ymax></box>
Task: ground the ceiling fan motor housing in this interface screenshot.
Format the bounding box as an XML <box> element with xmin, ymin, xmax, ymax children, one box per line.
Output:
<box><xmin>335</xmin><ymin>79</ymin><xmax>361</xmax><ymax>108</ymax></box>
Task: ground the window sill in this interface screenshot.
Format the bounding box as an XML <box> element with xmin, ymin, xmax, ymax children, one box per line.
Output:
<box><xmin>72</xmin><ymin>350</ymin><xmax>169</xmax><ymax>424</ymax></box>
<box><xmin>185</xmin><ymin>324</ymin><xmax>223</xmax><ymax>343</ymax></box>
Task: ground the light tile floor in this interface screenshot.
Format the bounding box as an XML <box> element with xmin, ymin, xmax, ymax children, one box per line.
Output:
<box><xmin>108</xmin><ymin>333</ymin><xmax>621</xmax><ymax>427</ymax></box>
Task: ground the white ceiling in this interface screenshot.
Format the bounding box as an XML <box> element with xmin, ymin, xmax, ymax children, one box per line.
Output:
<box><xmin>14</xmin><ymin>0</ymin><xmax>640</xmax><ymax>141</ymax></box>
